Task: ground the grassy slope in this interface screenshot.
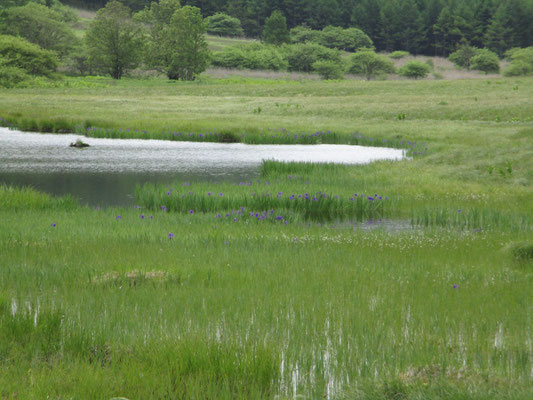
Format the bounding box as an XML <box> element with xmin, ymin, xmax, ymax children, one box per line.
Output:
<box><xmin>1</xmin><ymin>77</ymin><xmax>532</xmax><ymax>398</ymax></box>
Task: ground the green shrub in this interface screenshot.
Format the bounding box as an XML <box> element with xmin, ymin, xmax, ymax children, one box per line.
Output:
<box><xmin>286</xmin><ymin>42</ymin><xmax>341</xmax><ymax>72</ymax></box>
<box><xmin>0</xmin><ymin>63</ymin><xmax>31</xmax><ymax>88</ymax></box>
<box><xmin>211</xmin><ymin>43</ymin><xmax>288</xmax><ymax>71</ymax></box>
<box><xmin>312</xmin><ymin>60</ymin><xmax>344</xmax><ymax>80</ymax></box>
<box><xmin>389</xmin><ymin>50</ymin><xmax>409</xmax><ymax>59</ymax></box>
<box><xmin>0</xmin><ymin>3</ymin><xmax>78</xmax><ymax>57</ymax></box>
<box><xmin>399</xmin><ymin>61</ymin><xmax>431</xmax><ymax>79</ymax></box>
<box><xmin>503</xmin><ymin>47</ymin><xmax>533</xmax><ymax>76</ymax></box>
<box><xmin>449</xmin><ymin>44</ymin><xmax>478</xmax><ymax>68</ymax></box>
<box><xmin>425</xmin><ymin>58</ymin><xmax>434</xmax><ymax>69</ymax></box>
<box><xmin>470</xmin><ymin>49</ymin><xmax>500</xmax><ymax>73</ymax></box>
<box><xmin>262</xmin><ymin>10</ymin><xmax>289</xmax><ymax>46</ymax></box>
<box><xmin>318</xmin><ymin>26</ymin><xmax>373</xmax><ymax>52</ymax></box>
<box><xmin>348</xmin><ymin>50</ymin><xmax>395</xmax><ymax>80</ymax></box>
<box><xmin>206</xmin><ymin>13</ymin><xmax>244</xmax><ymax>37</ymax></box>
<box><xmin>0</xmin><ymin>34</ymin><xmax>58</xmax><ymax>77</ymax></box>
<box><xmin>290</xmin><ymin>25</ymin><xmax>321</xmax><ymax>44</ymax></box>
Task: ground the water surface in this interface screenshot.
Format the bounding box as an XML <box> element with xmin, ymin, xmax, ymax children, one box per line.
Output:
<box><xmin>0</xmin><ymin>129</ymin><xmax>405</xmax><ymax>206</ymax></box>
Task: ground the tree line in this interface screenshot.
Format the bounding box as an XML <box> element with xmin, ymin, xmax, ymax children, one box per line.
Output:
<box><xmin>57</xmin><ymin>0</ymin><xmax>533</xmax><ymax>56</ymax></box>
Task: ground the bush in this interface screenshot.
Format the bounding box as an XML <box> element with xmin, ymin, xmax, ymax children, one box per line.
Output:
<box><xmin>312</xmin><ymin>60</ymin><xmax>344</xmax><ymax>80</ymax></box>
<box><xmin>399</xmin><ymin>61</ymin><xmax>431</xmax><ymax>79</ymax></box>
<box><xmin>0</xmin><ymin>34</ymin><xmax>58</xmax><ymax>77</ymax></box>
<box><xmin>290</xmin><ymin>25</ymin><xmax>321</xmax><ymax>44</ymax></box>
<box><xmin>449</xmin><ymin>44</ymin><xmax>478</xmax><ymax>68</ymax></box>
<box><xmin>348</xmin><ymin>50</ymin><xmax>395</xmax><ymax>80</ymax></box>
<box><xmin>503</xmin><ymin>47</ymin><xmax>533</xmax><ymax>76</ymax></box>
<box><xmin>0</xmin><ymin>2</ymin><xmax>78</xmax><ymax>57</ymax></box>
<box><xmin>0</xmin><ymin>64</ymin><xmax>31</xmax><ymax>88</ymax></box>
<box><xmin>389</xmin><ymin>50</ymin><xmax>409</xmax><ymax>59</ymax></box>
<box><xmin>206</xmin><ymin>13</ymin><xmax>244</xmax><ymax>37</ymax></box>
<box><xmin>286</xmin><ymin>43</ymin><xmax>341</xmax><ymax>72</ymax></box>
<box><xmin>319</xmin><ymin>26</ymin><xmax>373</xmax><ymax>52</ymax></box>
<box><xmin>470</xmin><ymin>49</ymin><xmax>500</xmax><ymax>73</ymax></box>
<box><xmin>211</xmin><ymin>44</ymin><xmax>288</xmax><ymax>71</ymax></box>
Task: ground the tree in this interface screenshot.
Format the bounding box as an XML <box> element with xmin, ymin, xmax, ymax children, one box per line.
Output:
<box><xmin>262</xmin><ymin>10</ymin><xmax>290</xmax><ymax>45</ymax></box>
<box><xmin>0</xmin><ymin>2</ymin><xmax>77</xmax><ymax>57</ymax></box>
<box><xmin>347</xmin><ymin>49</ymin><xmax>395</xmax><ymax>80</ymax></box>
<box><xmin>168</xmin><ymin>6</ymin><xmax>210</xmax><ymax>80</ymax></box>
<box><xmin>138</xmin><ymin>0</ymin><xmax>181</xmax><ymax>78</ymax></box>
<box><xmin>433</xmin><ymin>7</ymin><xmax>464</xmax><ymax>56</ymax></box>
<box><xmin>399</xmin><ymin>61</ymin><xmax>431</xmax><ymax>79</ymax></box>
<box><xmin>86</xmin><ymin>1</ymin><xmax>145</xmax><ymax>79</ymax></box>
<box><xmin>319</xmin><ymin>26</ymin><xmax>373</xmax><ymax>52</ymax></box>
<box><xmin>206</xmin><ymin>13</ymin><xmax>244</xmax><ymax>37</ymax></box>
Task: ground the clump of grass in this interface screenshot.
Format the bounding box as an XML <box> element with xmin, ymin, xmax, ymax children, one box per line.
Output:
<box><xmin>0</xmin><ymin>185</ymin><xmax>78</xmax><ymax>210</ymax></box>
<box><xmin>505</xmin><ymin>241</ymin><xmax>533</xmax><ymax>268</ymax></box>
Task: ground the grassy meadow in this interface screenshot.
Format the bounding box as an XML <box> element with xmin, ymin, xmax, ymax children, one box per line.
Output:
<box><xmin>0</xmin><ymin>75</ymin><xmax>532</xmax><ymax>399</ymax></box>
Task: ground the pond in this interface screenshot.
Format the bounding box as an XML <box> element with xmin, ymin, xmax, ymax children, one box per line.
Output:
<box><xmin>0</xmin><ymin>128</ymin><xmax>405</xmax><ymax>206</ymax></box>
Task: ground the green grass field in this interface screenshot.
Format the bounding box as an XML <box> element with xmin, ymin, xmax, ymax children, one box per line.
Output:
<box><xmin>1</xmin><ymin>76</ymin><xmax>532</xmax><ymax>399</ymax></box>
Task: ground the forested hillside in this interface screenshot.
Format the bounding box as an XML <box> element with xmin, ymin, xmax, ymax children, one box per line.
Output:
<box><xmin>55</xmin><ymin>0</ymin><xmax>533</xmax><ymax>55</ymax></box>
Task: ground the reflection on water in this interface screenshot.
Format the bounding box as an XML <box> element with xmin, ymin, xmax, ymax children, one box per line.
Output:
<box><xmin>0</xmin><ymin>129</ymin><xmax>405</xmax><ymax>206</ymax></box>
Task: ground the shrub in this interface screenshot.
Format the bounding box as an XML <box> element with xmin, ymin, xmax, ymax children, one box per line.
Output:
<box><xmin>449</xmin><ymin>44</ymin><xmax>478</xmax><ymax>68</ymax></box>
<box><xmin>286</xmin><ymin>43</ymin><xmax>341</xmax><ymax>72</ymax></box>
<box><xmin>312</xmin><ymin>60</ymin><xmax>344</xmax><ymax>80</ymax></box>
<box><xmin>206</xmin><ymin>13</ymin><xmax>244</xmax><ymax>37</ymax></box>
<box><xmin>211</xmin><ymin>44</ymin><xmax>288</xmax><ymax>71</ymax></box>
<box><xmin>503</xmin><ymin>47</ymin><xmax>533</xmax><ymax>76</ymax></box>
<box><xmin>290</xmin><ymin>25</ymin><xmax>320</xmax><ymax>44</ymax></box>
<box><xmin>0</xmin><ymin>34</ymin><xmax>58</xmax><ymax>77</ymax></box>
<box><xmin>0</xmin><ymin>2</ymin><xmax>77</xmax><ymax>57</ymax></box>
<box><xmin>470</xmin><ymin>49</ymin><xmax>500</xmax><ymax>73</ymax></box>
<box><xmin>347</xmin><ymin>50</ymin><xmax>395</xmax><ymax>80</ymax></box>
<box><xmin>319</xmin><ymin>26</ymin><xmax>373</xmax><ymax>52</ymax></box>
<box><xmin>389</xmin><ymin>50</ymin><xmax>409</xmax><ymax>59</ymax></box>
<box><xmin>0</xmin><ymin>64</ymin><xmax>31</xmax><ymax>88</ymax></box>
<box><xmin>399</xmin><ymin>61</ymin><xmax>431</xmax><ymax>79</ymax></box>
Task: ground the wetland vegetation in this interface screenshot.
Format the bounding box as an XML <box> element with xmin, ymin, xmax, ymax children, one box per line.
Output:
<box><xmin>1</xmin><ymin>74</ymin><xmax>532</xmax><ymax>399</ymax></box>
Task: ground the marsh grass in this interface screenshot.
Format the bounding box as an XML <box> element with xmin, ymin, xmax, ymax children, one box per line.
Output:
<box><xmin>0</xmin><ymin>74</ymin><xmax>532</xmax><ymax>398</ymax></box>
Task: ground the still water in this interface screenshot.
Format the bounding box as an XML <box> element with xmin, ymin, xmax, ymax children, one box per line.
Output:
<box><xmin>0</xmin><ymin>128</ymin><xmax>405</xmax><ymax>206</ymax></box>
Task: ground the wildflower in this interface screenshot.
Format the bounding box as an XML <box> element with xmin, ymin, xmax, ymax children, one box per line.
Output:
<box><xmin>208</xmin><ymin>192</ymin><xmax>212</xmax><ymax>196</ymax></box>
<box><xmin>161</xmin><ymin>205</ymin><xmax>167</xmax><ymax>211</ymax></box>
<box><xmin>150</xmin><ymin>215</ymin><xmax>154</xmax><ymax>219</ymax></box>
<box><xmin>168</xmin><ymin>233</ymin><xmax>174</xmax><ymax>239</ymax></box>
<box><xmin>167</xmin><ymin>191</ymin><xmax>171</xmax><ymax>196</ymax></box>
<box><xmin>51</xmin><ymin>222</ymin><xmax>56</xmax><ymax>227</ymax></box>
<box><xmin>458</xmin><ymin>209</ymin><xmax>462</xmax><ymax>213</ymax></box>
<box><xmin>368</xmin><ymin>197</ymin><xmax>374</xmax><ymax>201</ymax></box>
<box><xmin>116</xmin><ymin>215</ymin><xmax>121</xmax><ymax>220</ymax></box>
<box><xmin>216</xmin><ymin>214</ymin><xmax>221</xmax><ymax>218</ymax></box>
<box><xmin>140</xmin><ymin>214</ymin><xmax>145</xmax><ymax>219</ymax></box>
<box><xmin>233</xmin><ymin>218</ymin><xmax>238</xmax><ymax>222</ymax></box>
<box><xmin>189</xmin><ymin>209</ymin><xmax>194</xmax><ymax>214</ymax></box>
<box><xmin>453</xmin><ymin>284</ymin><xmax>459</xmax><ymax>289</ymax></box>
<box><xmin>218</xmin><ymin>192</ymin><xmax>223</xmax><ymax>197</ymax></box>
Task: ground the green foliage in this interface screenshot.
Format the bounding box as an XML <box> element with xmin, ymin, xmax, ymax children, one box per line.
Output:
<box><xmin>503</xmin><ymin>47</ymin><xmax>533</xmax><ymax>76</ymax></box>
<box><xmin>0</xmin><ymin>2</ymin><xmax>77</xmax><ymax>57</ymax></box>
<box><xmin>399</xmin><ymin>61</ymin><xmax>431</xmax><ymax>79</ymax></box>
<box><xmin>0</xmin><ymin>64</ymin><xmax>31</xmax><ymax>88</ymax></box>
<box><xmin>168</xmin><ymin>6</ymin><xmax>210</xmax><ymax>81</ymax></box>
<box><xmin>319</xmin><ymin>26</ymin><xmax>373</xmax><ymax>52</ymax></box>
<box><xmin>85</xmin><ymin>1</ymin><xmax>145</xmax><ymax>79</ymax></box>
<box><xmin>449</xmin><ymin>43</ymin><xmax>479</xmax><ymax>68</ymax></box>
<box><xmin>286</xmin><ymin>42</ymin><xmax>341</xmax><ymax>72</ymax></box>
<box><xmin>206</xmin><ymin>13</ymin><xmax>243</xmax><ymax>37</ymax></box>
<box><xmin>137</xmin><ymin>0</ymin><xmax>181</xmax><ymax>79</ymax></box>
<box><xmin>0</xmin><ymin>34</ymin><xmax>58</xmax><ymax>77</ymax></box>
<box><xmin>348</xmin><ymin>50</ymin><xmax>395</xmax><ymax>80</ymax></box>
<box><xmin>389</xmin><ymin>50</ymin><xmax>409</xmax><ymax>59</ymax></box>
<box><xmin>211</xmin><ymin>43</ymin><xmax>287</xmax><ymax>71</ymax></box>
<box><xmin>470</xmin><ymin>49</ymin><xmax>500</xmax><ymax>74</ymax></box>
<box><xmin>262</xmin><ymin>10</ymin><xmax>289</xmax><ymax>46</ymax></box>
<box><xmin>312</xmin><ymin>59</ymin><xmax>344</xmax><ymax>80</ymax></box>
<box><xmin>290</xmin><ymin>25</ymin><xmax>321</xmax><ymax>44</ymax></box>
